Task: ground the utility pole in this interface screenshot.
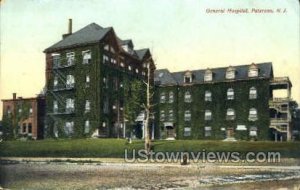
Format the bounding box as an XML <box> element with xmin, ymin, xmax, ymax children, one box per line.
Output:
<box><xmin>144</xmin><ymin>57</ymin><xmax>153</xmax><ymax>155</ymax></box>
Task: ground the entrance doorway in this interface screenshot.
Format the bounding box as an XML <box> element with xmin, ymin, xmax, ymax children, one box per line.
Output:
<box><xmin>226</xmin><ymin>128</ymin><xmax>234</xmax><ymax>138</ymax></box>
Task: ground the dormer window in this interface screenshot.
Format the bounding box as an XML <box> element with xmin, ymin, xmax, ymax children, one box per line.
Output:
<box><xmin>204</xmin><ymin>69</ymin><xmax>213</xmax><ymax>82</ymax></box>
<box><xmin>184</xmin><ymin>71</ymin><xmax>193</xmax><ymax>83</ymax></box>
<box><xmin>248</xmin><ymin>63</ymin><xmax>259</xmax><ymax>77</ymax></box>
<box><xmin>226</xmin><ymin>66</ymin><xmax>236</xmax><ymax>80</ymax></box>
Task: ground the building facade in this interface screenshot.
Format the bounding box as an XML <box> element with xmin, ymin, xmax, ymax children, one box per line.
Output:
<box><xmin>154</xmin><ymin>62</ymin><xmax>295</xmax><ymax>141</ymax></box>
<box><xmin>1</xmin><ymin>93</ymin><xmax>45</xmax><ymax>139</ymax></box>
<box><xmin>44</xmin><ymin>20</ymin><xmax>155</xmax><ymax>138</ymax></box>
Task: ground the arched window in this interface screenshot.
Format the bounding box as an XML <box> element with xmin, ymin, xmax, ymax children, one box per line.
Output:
<box><xmin>249</xmin><ymin>87</ymin><xmax>257</xmax><ymax>99</ymax></box>
<box><xmin>226</xmin><ymin>108</ymin><xmax>235</xmax><ymax>120</ymax></box>
<box><xmin>248</xmin><ymin>108</ymin><xmax>258</xmax><ymax>121</ymax></box>
<box><xmin>205</xmin><ymin>90</ymin><xmax>212</xmax><ymax>101</ymax></box>
<box><xmin>226</xmin><ymin>66</ymin><xmax>236</xmax><ymax>79</ymax></box>
<box><xmin>227</xmin><ymin>88</ymin><xmax>234</xmax><ymax>100</ymax></box>
<box><xmin>169</xmin><ymin>91</ymin><xmax>174</xmax><ymax>103</ymax></box>
<box><xmin>248</xmin><ymin>63</ymin><xmax>258</xmax><ymax>77</ymax></box>
<box><xmin>205</xmin><ymin>110</ymin><xmax>212</xmax><ymax>120</ymax></box>
<box><xmin>184</xmin><ymin>110</ymin><xmax>191</xmax><ymax>121</ymax></box>
<box><xmin>184</xmin><ymin>91</ymin><xmax>192</xmax><ymax>103</ymax></box>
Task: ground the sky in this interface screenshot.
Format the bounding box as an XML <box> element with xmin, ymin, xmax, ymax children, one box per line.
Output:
<box><xmin>0</xmin><ymin>0</ymin><xmax>299</xmax><ymax>118</ymax></box>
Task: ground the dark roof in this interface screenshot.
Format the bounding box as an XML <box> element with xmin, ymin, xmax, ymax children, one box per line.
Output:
<box><xmin>155</xmin><ymin>62</ymin><xmax>273</xmax><ymax>86</ymax></box>
<box><xmin>120</xmin><ymin>39</ymin><xmax>134</xmax><ymax>48</ymax></box>
<box><xmin>44</xmin><ymin>23</ymin><xmax>112</xmax><ymax>52</ymax></box>
<box><xmin>135</xmin><ymin>49</ymin><xmax>149</xmax><ymax>60</ymax></box>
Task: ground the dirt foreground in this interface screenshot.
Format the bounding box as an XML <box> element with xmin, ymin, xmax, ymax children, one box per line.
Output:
<box><xmin>1</xmin><ymin>158</ymin><xmax>300</xmax><ymax>190</ymax></box>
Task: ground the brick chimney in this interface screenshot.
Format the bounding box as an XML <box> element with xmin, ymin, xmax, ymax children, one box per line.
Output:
<box><xmin>62</xmin><ymin>19</ymin><xmax>73</xmax><ymax>39</ymax></box>
<box><xmin>13</xmin><ymin>93</ymin><xmax>16</xmax><ymax>100</ymax></box>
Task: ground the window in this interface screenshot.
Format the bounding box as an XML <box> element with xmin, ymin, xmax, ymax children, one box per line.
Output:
<box><xmin>135</xmin><ymin>68</ymin><xmax>139</xmax><ymax>74</ymax></box>
<box><xmin>248</xmin><ymin>63</ymin><xmax>258</xmax><ymax>77</ymax></box>
<box><xmin>110</xmin><ymin>46</ymin><xmax>115</xmax><ymax>53</ymax></box>
<box><xmin>66</xmin><ymin>98</ymin><xmax>75</xmax><ymax>113</ymax></box>
<box><xmin>53</xmin><ymin>101</ymin><xmax>58</xmax><ymax>113</ymax></box>
<box><xmin>205</xmin><ymin>91</ymin><xmax>212</xmax><ymax>101</ymax></box>
<box><xmin>82</xmin><ymin>50</ymin><xmax>91</xmax><ymax>64</ymax></box>
<box><xmin>205</xmin><ymin>110</ymin><xmax>212</xmax><ymax>120</ymax></box>
<box><xmin>6</xmin><ymin>106</ymin><xmax>11</xmax><ymax>114</ymax></box>
<box><xmin>160</xmin><ymin>92</ymin><xmax>166</xmax><ymax>103</ymax></box>
<box><xmin>160</xmin><ymin>110</ymin><xmax>165</xmax><ymax>121</ymax></box>
<box><xmin>104</xmin><ymin>44</ymin><xmax>109</xmax><ymax>51</ymax></box>
<box><xmin>111</xmin><ymin>58</ymin><xmax>117</xmax><ymax>64</ymax></box>
<box><xmin>22</xmin><ymin>123</ymin><xmax>26</xmax><ymax>133</ymax></box>
<box><xmin>204</xmin><ymin>69</ymin><xmax>213</xmax><ymax>82</ymax></box>
<box><xmin>86</xmin><ymin>75</ymin><xmax>90</xmax><ymax>87</ymax></box>
<box><xmin>64</xmin><ymin>121</ymin><xmax>74</xmax><ymax>136</ymax></box>
<box><xmin>28</xmin><ymin>123</ymin><xmax>32</xmax><ymax>134</ymax></box>
<box><xmin>169</xmin><ymin>91</ymin><xmax>174</xmax><ymax>103</ymax></box>
<box><xmin>18</xmin><ymin>108</ymin><xmax>22</xmax><ymax>113</ymax></box>
<box><xmin>53</xmin><ymin>76</ymin><xmax>58</xmax><ymax>88</ymax></box>
<box><xmin>84</xmin><ymin>120</ymin><xmax>90</xmax><ymax>134</ymax></box>
<box><xmin>103</xmin><ymin>96</ymin><xmax>109</xmax><ymax>114</ymax></box>
<box><xmin>226</xmin><ymin>66</ymin><xmax>236</xmax><ymax>79</ymax></box>
<box><xmin>120</xmin><ymin>62</ymin><xmax>125</xmax><ymax>67</ymax></box>
<box><xmin>249</xmin><ymin>126</ymin><xmax>257</xmax><ymax>137</ymax></box>
<box><xmin>66</xmin><ymin>52</ymin><xmax>75</xmax><ymax>66</ymax></box>
<box><xmin>169</xmin><ymin>110</ymin><xmax>174</xmax><ymax>121</ymax></box>
<box><xmin>249</xmin><ymin>87</ymin><xmax>257</xmax><ymax>99</ymax></box>
<box><xmin>248</xmin><ymin>108</ymin><xmax>258</xmax><ymax>121</ymax></box>
<box><xmin>52</xmin><ymin>54</ymin><xmax>61</xmax><ymax>67</ymax></box>
<box><xmin>184</xmin><ymin>71</ymin><xmax>193</xmax><ymax>83</ymax></box>
<box><xmin>184</xmin><ymin>127</ymin><xmax>191</xmax><ymax>136</ymax></box>
<box><xmin>103</xmin><ymin>77</ymin><xmax>108</xmax><ymax>88</ymax></box>
<box><xmin>184</xmin><ymin>91</ymin><xmax>192</xmax><ymax>103</ymax></box>
<box><xmin>205</xmin><ymin>126</ymin><xmax>212</xmax><ymax>137</ymax></box>
<box><xmin>128</xmin><ymin>66</ymin><xmax>132</xmax><ymax>71</ymax></box>
<box><xmin>227</xmin><ymin>88</ymin><xmax>234</xmax><ymax>100</ymax></box>
<box><xmin>142</xmin><ymin>71</ymin><xmax>146</xmax><ymax>76</ymax></box>
<box><xmin>66</xmin><ymin>75</ymin><xmax>75</xmax><ymax>89</ymax></box>
<box><xmin>85</xmin><ymin>100</ymin><xmax>91</xmax><ymax>113</ymax></box>
<box><xmin>113</xmin><ymin>77</ymin><xmax>118</xmax><ymax>91</ymax></box>
<box><xmin>103</xmin><ymin>55</ymin><xmax>109</xmax><ymax>63</ymax></box>
<box><xmin>184</xmin><ymin>110</ymin><xmax>191</xmax><ymax>121</ymax></box>
<box><xmin>29</xmin><ymin>108</ymin><xmax>33</xmax><ymax>114</ymax></box>
<box><xmin>226</xmin><ymin>108</ymin><xmax>235</xmax><ymax>120</ymax></box>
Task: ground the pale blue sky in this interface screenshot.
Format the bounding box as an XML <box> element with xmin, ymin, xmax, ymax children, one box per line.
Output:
<box><xmin>0</xmin><ymin>0</ymin><xmax>299</xmax><ymax>117</ymax></box>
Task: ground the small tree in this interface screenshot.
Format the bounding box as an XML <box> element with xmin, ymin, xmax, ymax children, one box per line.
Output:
<box><xmin>124</xmin><ymin>79</ymin><xmax>146</xmax><ymax>137</ymax></box>
<box><xmin>1</xmin><ymin>113</ymin><xmax>14</xmax><ymax>140</ymax></box>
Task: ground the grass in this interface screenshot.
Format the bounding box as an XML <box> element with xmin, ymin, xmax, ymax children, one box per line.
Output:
<box><xmin>0</xmin><ymin>139</ymin><xmax>300</xmax><ymax>158</ymax></box>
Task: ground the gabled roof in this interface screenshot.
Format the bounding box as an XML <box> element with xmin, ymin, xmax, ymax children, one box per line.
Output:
<box><xmin>135</xmin><ymin>48</ymin><xmax>149</xmax><ymax>60</ymax></box>
<box><xmin>155</xmin><ymin>62</ymin><xmax>273</xmax><ymax>86</ymax></box>
<box><xmin>44</xmin><ymin>23</ymin><xmax>112</xmax><ymax>52</ymax></box>
<box><xmin>120</xmin><ymin>39</ymin><xmax>134</xmax><ymax>48</ymax></box>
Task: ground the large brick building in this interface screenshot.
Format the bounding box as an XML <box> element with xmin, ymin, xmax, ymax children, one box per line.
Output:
<box><xmin>44</xmin><ymin>20</ymin><xmax>155</xmax><ymax>138</ymax></box>
<box><xmin>1</xmin><ymin>93</ymin><xmax>45</xmax><ymax>139</ymax></box>
<box><xmin>154</xmin><ymin>62</ymin><xmax>296</xmax><ymax>141</ymax></box>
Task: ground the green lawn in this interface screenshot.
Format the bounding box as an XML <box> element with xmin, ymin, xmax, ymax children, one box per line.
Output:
<box><xmin>0</xmin><ymin>139</ymin><xmax>299</xmax><ymax>158</ymax></box>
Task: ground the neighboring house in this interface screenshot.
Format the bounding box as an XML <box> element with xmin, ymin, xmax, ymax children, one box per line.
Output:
<box><xmin>1</xmin><ymin>93</ymin><xmax>46</xmax><ymax>139</ymax></box>
<box><xmin>154</xmin><ymin>62</ymin><xmax>295</xmax><ymax>141</ymax></box>
<box><xmin>293</xmin><ymin>108</ymin><xmax>300</xmax><ymax>140</ymax></box>
<box><xmin>44</xmin><ymin>19</ymin><xmax>155</xmax><ymax>138</ymax></box>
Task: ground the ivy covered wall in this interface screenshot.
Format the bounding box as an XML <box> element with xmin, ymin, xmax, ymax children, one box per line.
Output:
<box><xmin>155</xmin><ymin>79</ymin><xmax>271</xmax><ymax>140</ymax></box>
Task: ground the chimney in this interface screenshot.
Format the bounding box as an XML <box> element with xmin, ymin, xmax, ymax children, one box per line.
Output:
<box><xmin>13</xmin><ymin>93</ymin><xmax>16</xmax><ymax>100</ymax></box>
<box><xmin>68</xmin><ymin>18</ymin><xmax>72</xmax><ymax>34</ymax></box>
<box><xmin>62</xmin><ymin>18</ymin><xmax>73</xmax><ymax>39</ymax></box>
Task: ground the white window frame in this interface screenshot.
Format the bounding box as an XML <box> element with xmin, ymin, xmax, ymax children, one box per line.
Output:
<box><xmin>82</xmin><ymin>50</ymin><xmax>91</xmax><ymax>64</ymax></box>
<box><xmin>184</xmin><ymin>91</ymin><xmax>192</xmax><ymax>103</ymax></box>
<box><xmin>160</xmin><ymin>92</ymin><xmax>166</xmax><ymax>103</ymax></box>
<box><xmin>169</xmin><ymin>91</ymin><xmax>174</xmax><ymax>103</ymax></box>
<box><xmin>64</xmin><ymin>121</ymin><xmax>74</xmax><ymax>135</ymax></box>
<box><xmin>227</xmin><ymin>88</ymin><xmax>234</xmax><ymax>100</ymax></box>
<box><xmin>248</xmin><ymin>108</ymin><xmax>258</xmax><ymax>121</ymax></box>
<box><xmin>184</xmin><ymin>110</ymin><xmax>191</xmax><ymax>121</ymax></box>
<box><xmin>249</xmin><ymin>87</ymin><xmax>257</xmax><ymax>99</ymax></box>
<box><xmin>169</xmin><ymin>110</ymin><xmax>174</xmax><ymax>121</ymax></box>
<box><xmin>184</xmin><ymin>127</ymin><xmax>191</xmax><ymax>137</ymax></box>
<box><xmin>226</xmin><ymin>108</ymin><xmax>235</xmax><ymax>120</ymax></box>
<box><xmin>204</xmin><ymin>71</ymin><xmax>213</xmax><ymax>82</ymax></box>
<box><xmin>249</xmin><ymin>126</ymin><xmax>257</xmax><ymax>137</ymax></box>
<box><xmin>66</xmin><ymin>98</ymin><xmax>75</xmax><ymax>113</ymax></box>
<box><xmin>53</xmin><ymin>101</ymin><xmax>58</xmax><ymax>113</ymax></box>
<box><xmin>66</xmin><ymin>75</ymin><xmax>75</xmax><ymax>88</ymax></box>
<box><xmin>160</xmin><ymin>110</ymin><xmax>165</xmax><ymax>121</ymax></box>
<box><xmin>66</xmin><ymin>52</ymin><xmax>75</xmax><ymax>66</ymax></box>
<box><xmin>205</xmin><ymin>110</ymin><xmax>212</xmax><ymax>120</ymax></box>
<box><xmin>248</xmin><ymin>68</ymin><xmax>258</xmax><ymax>77</ymax></box>
<box><xmin>84</xmin><ymin>120</ymin><xmax>90</xmax><ymax>134</ymax></box>
<box><xmin>205</xmin><ymin>90</ymin><xmax>212</xmax><ymax>101</ymax></box>
<box><xmin>85</xmin><ymin>100</ymin><xmax>91</xmax><ymax>113</ymax></box>
<box><xmin>204</xmin><ymin>126</ymin><xmax>212</xmax><ymax>137</ymax></box>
